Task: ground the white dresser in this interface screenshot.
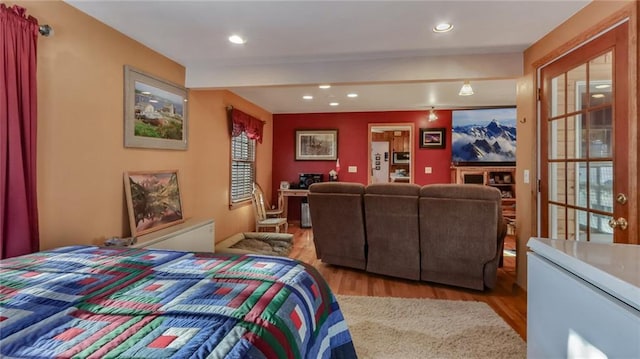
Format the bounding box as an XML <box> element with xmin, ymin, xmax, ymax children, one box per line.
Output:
<box><xmin>527</xmin><ymin>237</ymin><xmax>640</xmax><ymax>358</ymax></box>
<box><xmin>132</xmin><ymin>218</ymin><xmax>215</xmax><ymax>252</ymax></box>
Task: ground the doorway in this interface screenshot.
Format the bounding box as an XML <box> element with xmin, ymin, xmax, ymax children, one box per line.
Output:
<box><xmin>368</xmin><ymin>123</ymin><xmax>414</xmax><ymax>184</ymax></box>
<box><xmin>540</xmin><ymin>22</ymin><xmax>631</xmax><ymax>243</ymax></box>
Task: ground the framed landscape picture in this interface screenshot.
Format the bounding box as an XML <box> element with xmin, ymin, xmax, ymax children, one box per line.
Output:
<box><xmin>124</xmin><ymin>170</ymin><xmax>185</xmax><ymax>237</ymax></box>
<box><xmin>295</xmin><ymin>130</ymin><xmax>338</xmax><ymax>160</ymax></box>
<box><xmin>124</xmin><ymin>65</ymin><xmax>188</xmax><ymax>150</ymax></box>
<box><xmin>419</xmin><ymin>128</ymin><xmax>446</xmax><ymax>149</ymax></box>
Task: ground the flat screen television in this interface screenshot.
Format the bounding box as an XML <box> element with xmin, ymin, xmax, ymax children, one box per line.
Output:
<box><xmin>451</xmin><ymin>107</ymin><xmax>517</xmax><ymax>166</ymax></box>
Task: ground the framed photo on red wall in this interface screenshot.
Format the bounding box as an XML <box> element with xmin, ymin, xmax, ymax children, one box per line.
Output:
<box><xmin>419</xmin><ymin>128</ymin><xmax>446</xmax><ymax>149</ymax></box>
<box><xmin>295</xmin><ymin>129</ymin><xmax>338</xmax><ymax>160</ymax></box>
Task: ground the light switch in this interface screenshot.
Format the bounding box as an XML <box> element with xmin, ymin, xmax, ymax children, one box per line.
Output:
<box><xmin>348</xmin><ymin>166</ymin><xmax>357</xmax><ymax>173</ymax></box>
<box><xmin>424</xmin><ymin>167</ymin><xmax>432</xmax><ymax>174</ymax></box>
<box><xmin>524</xmin><ymin>169</ymin><xmax>530</xmax><ymax>184</ymax></box>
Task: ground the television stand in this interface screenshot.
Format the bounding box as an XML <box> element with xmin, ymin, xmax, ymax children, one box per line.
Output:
<box><xmin>451</xmin><ymin>166</ymin><xmax>516</xmax><ymax>223</ymax></box>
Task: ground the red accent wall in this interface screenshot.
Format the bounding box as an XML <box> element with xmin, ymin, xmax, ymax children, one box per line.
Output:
<box><xmin>272</xmin><ymin>110</ymin><xmax>453</xmax><ymax>219</ymax></box>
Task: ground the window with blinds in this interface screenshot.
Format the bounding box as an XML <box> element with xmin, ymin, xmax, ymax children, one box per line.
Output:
<box><xmin>230</xmin><ymin>132</ymin><xmax>255</xmax><ymax>204</ymax></box>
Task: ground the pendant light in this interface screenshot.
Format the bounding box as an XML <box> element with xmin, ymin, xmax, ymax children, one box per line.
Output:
<box><xmin>459</xmin><ymin>81</ymin><xmax>474</xmax><ymax>96</ymax></box>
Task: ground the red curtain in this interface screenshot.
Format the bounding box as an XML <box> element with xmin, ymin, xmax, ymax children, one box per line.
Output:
<box><xmin>1</xmin><ymin>4</ymin><xmax>40</xmax><ymax>258</ymax></box>
<box><xmin>229</xmin><ymin>107</ymin><xmax>264</xmax><ymax>143</ymax></box>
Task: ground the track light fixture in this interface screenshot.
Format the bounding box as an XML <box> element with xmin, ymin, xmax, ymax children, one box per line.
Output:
<box><xmin>428</xmin><ymin>107</ymin><xmax>438</xmax><ymax>121</ymax></box>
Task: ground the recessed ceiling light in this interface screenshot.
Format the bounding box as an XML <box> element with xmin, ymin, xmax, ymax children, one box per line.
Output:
<box><xmin>319</xmin><ymin>84</ymin><xmax>331</xmax><ymax>89</ymax></box>
<box><xmin>595</xmin><ymin>84</ymin><xmax>611</xmax><ymax>89</ymax></box>
<box><xmin>347</xmin><ymin>93</ymin><xmax>358</xmax><ymax>98</ymax></box>
<box><xmin>329</xmin><ymin>102</ymin><xmax>339</xmax><ymax>106</ymax></box>
<box><xmin>433</xmin><ymin>23</ymin><xmax>454</xmax><ymax>33</ymax></box>
<box><xmin>228</xmin><ymin>35</ymin><xmax>246</xmax><ymax>44</ymax></box>
<box><xmin>302</xmin><ymin>95</ymin><xmax>313</xmax><ymax>100</ymax></box>
<box><xmin>141</xmin><ymin>91</ymin><xmax>151</xmax><ymax>95</ymax></box>
<box><xmin>149</xmin><ymin>99</ymin><xmax>158</xmax><ymax>103</ymax></box>
<box><xmin>592</xmin><ymin>94</ymin><xmax>605</xmax><ymax>98</ymax></box>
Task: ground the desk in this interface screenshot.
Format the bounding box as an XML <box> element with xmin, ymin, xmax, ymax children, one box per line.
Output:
<box><xmin>279</xmin><ymin>189</ymin><xmax>309</xmax><ymax>220</ymax></box>
<box><xmin>390</xmin><ymin>174</ymin><xmax>410</xmax><ymax>182</ymax></box>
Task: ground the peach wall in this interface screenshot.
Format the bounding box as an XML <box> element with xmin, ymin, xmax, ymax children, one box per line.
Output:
<box><xmin>11</xmin><ymin>1</ymin><xmax>271</xmax><ymax>250</ymax></box>
<box><xmin>188</xmin><ymin>90</ymin><xmax>274</xmax><ymax>241</ymax></box>
<box><xmin>516</xmin><ymin>0</ymin><xmax>637</xmax><ymax>287</ymax></box>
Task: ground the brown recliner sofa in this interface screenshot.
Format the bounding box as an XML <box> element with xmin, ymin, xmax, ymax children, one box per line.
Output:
<box><xmin>364</xmin><ymin>183</ymin><xmax>421</xmax><ymax>280</ymax></box>
<box><xmin>308</xmin><ymin>182</ymin><xmax>506</xmax><ymax>290</ymax></box>
<box><xmin>419</xmin><ymin>184</ymin><xmax>506</xmax><ymax>290</ymax></box>
<box><xmin>307</xmin><ymin>182</ymin><xmax>367</xmax><ymax>270</ymax></box>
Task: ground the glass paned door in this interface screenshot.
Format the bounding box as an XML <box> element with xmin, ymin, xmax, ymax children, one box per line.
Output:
<box><xmin>540</xmin><ymin>22</ymin><xmax>629</xmax><ymax>243</ymax></box>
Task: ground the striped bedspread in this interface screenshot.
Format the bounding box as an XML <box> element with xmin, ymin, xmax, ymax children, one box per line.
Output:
<box><xmin>0</xmin><ymin>246</ymin><xmax>356</xmax><ymax>358</ymax></box>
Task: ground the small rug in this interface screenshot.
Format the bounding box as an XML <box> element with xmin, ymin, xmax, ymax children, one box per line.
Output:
<box><xmin>229</xmin><ymin>236</ymin><xmax>292</xmax><ymax>257</ymax></box>
<box><xmin>336</xmin><ymin>295</ymin><xmax>526</xmax><ymax>359</ymax></box>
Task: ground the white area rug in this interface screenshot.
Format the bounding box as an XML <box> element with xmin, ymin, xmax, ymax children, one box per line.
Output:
<box><xmin>336</xmin><ymin>295</ymin><xmax>526</xmax><ymax>359</ymax></box>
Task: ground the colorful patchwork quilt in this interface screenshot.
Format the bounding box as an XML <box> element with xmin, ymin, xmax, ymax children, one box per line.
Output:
<box><xmin>0</xmin><ymin>246</ymin><xmax>357</xmax><ymax>358</ymax></box>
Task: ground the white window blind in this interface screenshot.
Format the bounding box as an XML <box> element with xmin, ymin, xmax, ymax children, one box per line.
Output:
<box><xmin>230</xmin><ymin>132</ymin><xmax>255</xmax><ymax>203</ymax></box>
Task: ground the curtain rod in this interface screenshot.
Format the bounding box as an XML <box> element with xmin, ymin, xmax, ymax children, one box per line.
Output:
<box><xmin>39</xmin><ymin>24</ymin><xmax>53</xmax><ymax>37</ymax></box>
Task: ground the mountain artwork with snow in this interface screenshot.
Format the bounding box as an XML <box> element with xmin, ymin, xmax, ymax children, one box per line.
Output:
<box><xmin>451</xmin><ymin>108</ymin><xmax>517</xmax><ymax>163</ymax></box>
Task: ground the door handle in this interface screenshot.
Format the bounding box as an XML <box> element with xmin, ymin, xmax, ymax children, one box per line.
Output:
<box><xmin>608</xmin><ymin>217</ymin><xmax>628</xmax><ymax>230</ymax></box>
<box><xmin>616</xmin><ymin>193</ymin><xmax>627</xmax><ymax>205</ymax></box>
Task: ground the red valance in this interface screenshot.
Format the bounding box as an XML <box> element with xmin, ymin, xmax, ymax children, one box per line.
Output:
<box><xmin>228</xmin><ymin>107</ymin><xmax>264</xmax><ymax>143</ymax></box>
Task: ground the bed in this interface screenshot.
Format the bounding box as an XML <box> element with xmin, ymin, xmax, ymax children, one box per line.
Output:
<box><xmin>0</xmin><ymin>246</ymin><xmax>357</xmax><ymax>358</ymax></box>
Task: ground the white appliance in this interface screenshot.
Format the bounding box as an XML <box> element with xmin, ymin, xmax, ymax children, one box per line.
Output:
<box><xmin>371</xmin><ymin>141</ymin><xmax>389</xmax><ymax>183</ymax></box>
<box><xmin>527</xmin><ymin>237</ymin><xmax>640</xmax><ymax>358</ymax></box>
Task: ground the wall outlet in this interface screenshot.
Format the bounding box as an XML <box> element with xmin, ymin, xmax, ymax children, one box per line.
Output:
<box><xmin>524</xmin><ymin>169</ymin><xmax>530</xmax><ymax>184</ymax></box>
<box><xmin>348</xmin><ymin>166</ymin><xmax>357</xmax><ymax>173</ymax></box>
<box><xmin>424</xmin><ymin>167</ymin><xmax>432</xmax><ymax>174</ymax></box>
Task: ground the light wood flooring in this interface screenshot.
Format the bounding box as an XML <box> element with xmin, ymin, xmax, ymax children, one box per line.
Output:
<box><xmin>286</xmin><ymin>224</ymin><xmax>527</xmax><ymax>340</ymax></box>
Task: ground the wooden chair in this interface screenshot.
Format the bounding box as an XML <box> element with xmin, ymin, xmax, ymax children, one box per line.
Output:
<box><xmin>251</xmin><ymin>185</ymin><xmax>288</xmax><ymax>233</ymax></box>
<box><xmin>252</xmin><ymin>183</ymin><xmax>285</xmax><ymax>218</ymax></box>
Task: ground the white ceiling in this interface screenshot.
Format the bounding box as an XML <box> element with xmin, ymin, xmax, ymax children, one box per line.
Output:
<box><xmin>65</xmin><ymin>0</ymin><xmax>590</xmax><ymax>114</ymax></box>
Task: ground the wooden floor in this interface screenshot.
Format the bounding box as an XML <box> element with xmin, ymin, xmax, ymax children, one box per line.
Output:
<box><xmin>286</xmin><ymin>224</ymin><xmax>527</xmax><ymax>340</ymax></box>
